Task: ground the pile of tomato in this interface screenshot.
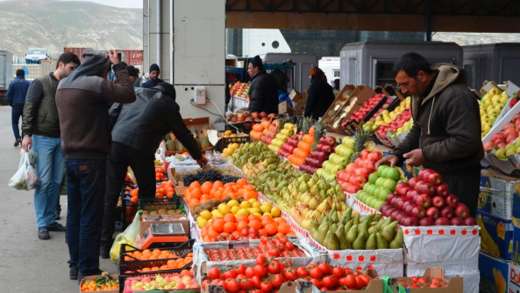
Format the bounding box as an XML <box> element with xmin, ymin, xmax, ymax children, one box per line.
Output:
<box><xmin>205</xmin><ymin>236</ymin><xmax>304</xmax><ymax>261</ymax></box>
<box><xmin>203</xmin><ymin>255</ymin><xmax>372</xmax><ymax>292</ymax></box>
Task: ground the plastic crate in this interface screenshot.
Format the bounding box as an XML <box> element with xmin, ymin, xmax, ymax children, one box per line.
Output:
<box><xmin>214</xmin><ymin>135</ymin><xmax>250</xmax><ymax>152</ymax></box>
<box><xmin>119</xmin><ymin>241</ymin><xmax>194</xmax><ymax>275</ymax></box>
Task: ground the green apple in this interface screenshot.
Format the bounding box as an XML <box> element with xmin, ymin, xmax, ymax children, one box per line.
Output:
<box><xmin>368</xmin><ymin>173</ymin><xmax>379</xmax><ymax>184</ymax></box>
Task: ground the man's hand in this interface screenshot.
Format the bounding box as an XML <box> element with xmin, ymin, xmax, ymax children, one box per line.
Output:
<box><xmin>21</xmin><ymin>135</ymin><xmax>32</xmax><ymax>151</ymax></box>
<box><xmin>108</xmin><ymin>49</ymin><xmax>120</xmax><ymax>65</ymax></box>
<box><xmin>377</xmin><ymin>155</ymin><xmax>399</xmax><ymax>167</ymax></box>
<box><xmin>403</xmin><ymin>148</ymin><xmax>424</xmax><ymax>167</ymax></box>
<box><xmin>197</xmin><ymin>155</ymin><xmax>208</xmax><ymax>168</ymax></box>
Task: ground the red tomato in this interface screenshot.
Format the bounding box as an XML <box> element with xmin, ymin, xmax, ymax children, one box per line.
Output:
<box><xmin>322</xmin><ymin>276</ymin><xmax>339</xmax><ymax>290</ymax></box>
<box><xmin>296</xmin><ymin>267</ymin><xmax>309</xmax><ymax>278</ymax></box>
<box><xmin>256</xmin><ymin>255</ymin><xmax>267</xmax><ymax>265</ymax></box>
<box><xmin>222</xmin><ymin>270</ymin><xmax>237</xmax><ymax>279</ymax></box>
<box><xmin>332</xmin><ymin>267</ymin><xmax>345</xmax><ymax>278</ymax></box>
<box><xmin>260</xmin><ymin>282</ymin><xmax>273</xmax><ymax>293</ymax></box>
<box><xmin>207</xmin><ymin>267</ymin><xmax>221</xmax><ymax>280</ymax></box>
<box><xmin>356</xmin><ymin>274</ymin><xmax>370</xmax><ymax>288</ymax></box>
<box><xmin>224</xmin><ymin>279</ymin><xmax>240</xmax><ymax>293</ymax></box>
<box><xmin>318</xmin><ymin>263</ymin><xmax>332</xmax><ymax>275</ymax></box>
<box><xmin>237</xmin><ymin>264</ymin><xmax>246</xmax><ymax>275</ymax></box>
<box><xmin>253</xmin><ymin>264</ymin><xmax>267</xmax><ymax>278</ymax></box>
<box><xmin>284</xmin><ymin>270</ymin><xmax>297</xmax><ymax>281</ymax></box>
<box><xmin>251</xmin><ymin>276</ymin><xmax>262</xmax><ymax>289</ymax></box>
<box><xmin>271</xmin><ymin>274</ymin><xmax>286</xmax><ymax>288</ymax></box>
<box><xmin>268</xmin><ymin>261</ymin><xmax>282</xmax><ymax>274</ymax></box>
<box><xmin>245</xmin><ymin>267</ymin><xmax>255</xmax><ymax>278</ymax></box>
<box><xmin>343</xmin><ymin>274</ymin><xmax>358</xmax><ymax>289</ymax></box>
<box><xmin>310</xmin><ymin>267</ymin><xmax>323</xmax><ymax>279</ymax></box>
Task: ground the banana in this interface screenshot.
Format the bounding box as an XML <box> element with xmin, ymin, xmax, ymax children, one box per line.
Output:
<box><xmin>477</xmin><ymin>215</ymin><xmax>501</xmax><ymax>258</ymax></box>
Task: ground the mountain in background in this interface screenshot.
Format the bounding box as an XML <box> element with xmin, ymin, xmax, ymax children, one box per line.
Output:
<box><xmin>0</xmin><ymin>0</ymin><xmax>143</xmax><ymax>58</ymax></box>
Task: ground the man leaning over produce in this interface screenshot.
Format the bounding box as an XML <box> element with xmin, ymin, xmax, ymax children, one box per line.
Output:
<box><xmin>56</xmin><ymin>50</ymin><xmax>136</xmax><ymax>281</ymax></box>
<box><xmin>100</xmin><ymin>81</ymin><xmax>207</xmax><ymax>258</ymax></box>
<box><xmin>378</xmin><ymin>52</ymin><xmax>483</xmax><ymax>215</ymax></box>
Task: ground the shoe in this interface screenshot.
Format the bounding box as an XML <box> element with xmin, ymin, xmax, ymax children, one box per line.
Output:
<box><xmin>100</xmin><ymin>245</ymin><xmax>111</xmax><ymax>259</ymax></box>
<box><xmin>69</xmin><ymin>266</ymin><xmax>78</xmax><ymax>280</ymax></box>
<box><xmin>47</xmin><ymin>222</ymin><xmax>66</xmax><ymax>232</ymax></box>
<box><xmin>13</xmin><ymin>140</ymin><xmax>20</xmax><ymax>147</ymax></box>
<box><xmin>38</xmin><ymin>228</ymin><xmax>50</xmax><ymax>240</ymax></box>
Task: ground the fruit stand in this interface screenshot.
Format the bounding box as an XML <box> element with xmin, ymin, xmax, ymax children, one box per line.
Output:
<box><xmin>83</xmin><ymin>81</ymin><xmax>520</xmax><ymax>293</ymax></box>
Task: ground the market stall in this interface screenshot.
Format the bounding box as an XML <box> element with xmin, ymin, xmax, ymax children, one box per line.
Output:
<box><xmin>77</xmin><ymin>80</ymin><xmax>520</xmax><ymax>293</ymax></box>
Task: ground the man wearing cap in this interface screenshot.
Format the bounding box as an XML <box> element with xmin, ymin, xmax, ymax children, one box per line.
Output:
<box><xmin>56</xmin><ymin>50</ymin><xmax>136</xmax><ymax>281</ymax></box>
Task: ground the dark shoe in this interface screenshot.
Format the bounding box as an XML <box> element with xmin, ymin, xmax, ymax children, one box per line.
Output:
<box><xmin>47</xmin><ymin>222</ymin><xmax>66</xmax><ymax>232</ymax></box>
<box><xmin>13</xmin><ymin>140</ymin><xmax>20</xmax><ymax>147</ymax></box>
<box><xmin>38</xmin><ymin>228</ymin><xmax>50</xmax><ymax>240</ymax></box>
<box><xmin>69</xmin><ymin>266</ymin><xmax>78</xmax><ymax>280</ymax></box>
<box><xmin>100</xmin><ymin>245</ymin><xmax>111</xmax><ymax>259</ymax></box>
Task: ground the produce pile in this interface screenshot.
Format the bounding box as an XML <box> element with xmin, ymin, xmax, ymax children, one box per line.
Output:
<box><xmin>80</xmin><ymin>273</ymin><xmax>118</xmax><ymax>292</ymax></box>
<box><xmin>203</xmin><ymin>256</ymin><xmax>373</xmax><ymax>292</ymax></box>
<box><xmin>204</xmin><ymin>236</ymin><xmax>305</xmax><ymax>260</ymax></box>
<box><xmin>182</xmin><ymin>169</ymin><xmax>240</xmax><ymax>186</ymax></box>
<box><xmin>480</xmin><ymin>86</ymin><xmax>509</xmax><ymax>137</ymax></box>
<box><xmin>182</xmin><ymin>179</ymin><xmax>257</xmax><ymax>211</ymax></box>
<box><xmin>381</xmin><ymin>169</ymin><xmax>476</xmax><ymax>226</ymax></box>
<box><xmin>124</xmin><ymin>270</ymin><xmax>198</xmax><ymax>292</ymax></box>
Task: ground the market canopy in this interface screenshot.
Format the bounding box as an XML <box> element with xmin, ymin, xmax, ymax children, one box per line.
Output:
<box><xmin>226</xmin><ymin>0</ymin><xmax>520</xmax><ymax>33</ymax></box>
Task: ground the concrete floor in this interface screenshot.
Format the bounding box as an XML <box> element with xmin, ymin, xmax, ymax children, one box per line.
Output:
<box><xmin>0</xmin><ymin>106</ymin><xmax>116</xmax><ymax>292</ymax></box>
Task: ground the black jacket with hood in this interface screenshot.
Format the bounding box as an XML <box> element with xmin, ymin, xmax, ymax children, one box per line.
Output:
<box><xmin>248</xmin><ymin>72</ymin><xmax>279</xmax><ymax>114</ymax></box>
<box><xmin>395</xmin><ymin>64</ymin><xmax>484</xmax><ymax>174</ymax></box>
<box><xmin>304</xmin><ymin>77</ymin><xmax>335</xmax><ymax>120</ymax></box>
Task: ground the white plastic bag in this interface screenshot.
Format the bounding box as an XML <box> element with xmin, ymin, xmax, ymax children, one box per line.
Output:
<box><xmin>9</xmin><ymin>150</ymin><xmax>38</xmax><ymax>190</ymax></box>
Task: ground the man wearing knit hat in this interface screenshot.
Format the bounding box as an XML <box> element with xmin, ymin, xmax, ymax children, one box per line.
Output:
<box><xmin>142</xmin><ymin>63</ymin><xmax>163</xmax><ymax>88</ymax></box>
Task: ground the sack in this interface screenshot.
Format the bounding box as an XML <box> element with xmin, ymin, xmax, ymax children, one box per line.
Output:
<box><xmin>9</xmin><ymin>150</ymin><xmax>39</xmax><ymax>190</ymax></box>
<box><xmin>110</xmin><ymin>210</ymin><xmax>142</xmax><ymax>262</ymax></box>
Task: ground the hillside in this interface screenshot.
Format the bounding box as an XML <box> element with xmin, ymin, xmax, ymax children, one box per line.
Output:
<box><xmin>0</xmin><ymin>0</ymin><xmax>143</xmax><ymax>57</ymax></box>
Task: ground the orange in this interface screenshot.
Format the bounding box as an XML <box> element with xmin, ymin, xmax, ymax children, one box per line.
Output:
<box><xmin>249</xmin><ymin>219</ymin><xmax>262</xmax><ymax>230</ymax></box>
<box><xmin>212</xmin><ymin>218</ymin><xmax>225</xmax><ymax>233</ymax></box>
<box><xmin>201</xmin><ymin>181</ymin><xmax>213</xmax><ymax>194</ymax></box>
<box><xmin>278</xmin><ymin>223</ymin><xmax>291</xmax><ymax>234</ymax></box>
<box><xmin>265</xmin><ymin>223</ymin><xmax>277</xmax><ymax>236</ymax></box>
<box><xmin>223</xmin><ymin>214</ymin><xmax>236</xmax><ymax>222</ymax></box>
<box><xmin>223</xmin><ymin>222</ymin><xmax>237</xmax><ymax>233</ymax></box>
<box><xmin>189</xmin><ymin>181</ymin><xmax>201</xmax><ymax>189</ymax></box>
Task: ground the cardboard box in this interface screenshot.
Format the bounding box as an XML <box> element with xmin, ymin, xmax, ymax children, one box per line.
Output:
<box><xmin>479</xmin><ymin>252</ymin><xmax>510</xmax><ymax>293</ymax></box>
<box><xmin>479</xmin><ymin>169</ymin><xmax>520</xmax><ymax>220</ymax></box>
<box><xmin>478</xmin><ymin>211</ymin><xmax>514</xmax><ymax>260</ymax></box>
<box><xmin>510</xmin><ymin>262</ymin><xmax>520</xmax><ymax>293</ymax></box>
<box><xmin>394</xmin><ymin>267</ymin><xmax>464</xmax><ymax>293</ymax></box>
<box><xmin>293</xmin><ymin>278</ymin><xmax>384</xmax><ymax>293</ymax></box>
<box><xmin>79</xmin><ymin>274</ymin><xmax>118</xmax><ymax>293</ymax></box>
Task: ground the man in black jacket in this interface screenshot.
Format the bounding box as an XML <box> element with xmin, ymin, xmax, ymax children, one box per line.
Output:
<box><xmin>304</xmin><ymin>67</ymin><xmax>335</xmax><ymax>120</ymax></box>
<box><xmin>378</xmin><ymin>53</ymin><xmax>483</xmax><ymax>215</ymax></box>
<box><xmin>247</xmin><ymin>56</ymin><xmax>278</xmax><ymax>114</ymax></box>
<box><xmin>100</xmin><ymin>82</ymin><xmax>207</xmax><ymax>258</ymax></box>
<box><xmin>22</xmin><ymin>52</ymin><xmax>80</xmax><ymax>240</ymax></box>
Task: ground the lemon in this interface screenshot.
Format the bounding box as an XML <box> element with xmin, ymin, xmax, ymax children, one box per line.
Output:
<box><xmin>236</xmin><ymin>209</ymin><xmax>250</xmax><ymax>217</ymax></box>
<box><xmin>252</xmin><ymin>201</ymin><xmax>261</xmax><ymax>209</ymax></box>
<box><xmin>253</xmin><ymin>212</ymin><xmax>262</xmax><ymax>217</ymax></box>
<box><xmin>249</xmin><ymin>207</ymin><xmax>261</xmax><ymax>214</ymax></box>
<box><xmin>248</xmin><ymin>198</ymin><xmax>258</xmax><ymax>205</ymax></box>
<box><xmin>270</xmin><ymin>207</ymin><xmax>281</xmax><ymax>217</ymax></box>
<box><xmin>240</xmin><ymin>201</ymin><xmax>251</xmax><ymax>209</ymax></box>
<box><xmin>211</xmin><ymin>210</ymin><xmax>223</xmax><ymax>218</ymax></box>
<box><xmin>218</xmin><ymin>204</ymin><xmax>230</xmax><ymax>214</ymax></box>
<box><xmin>197</xmin><ymin>216</ymin><xmax>208</xmax><ymax>228</ymax></box>
<box><xmin>231</xmin><ymin>206</ymin><xmax>240</xmax><ymax>214</ymax></box>
<box><xmin>227</xmin><ymin>199</ymin><xmax>239</xmax><ymax>207</ymax></box>
<box><xmin>200</xmin><ymin>210</ymin><xmax>212</xmax><ymax>220</ymax></box>
<box><xmin>260</xmin><ymin>203</ymin><xmax>272</xmax><ymax>213</ymax></box>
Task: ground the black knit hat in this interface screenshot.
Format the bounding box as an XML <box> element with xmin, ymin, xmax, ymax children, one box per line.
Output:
<box><xmin>127</xmin><ymin>65</ymin><xmax>140</xmax><ymax>78</ymax></box>
<box><xmin>149</xmin><ymin>63</ymin><xmax>160</xmax><ymax>72</ymax></box>
<box><xmin>250</xmin><ymin>55</ymin><xmax>263</xmax><ymax>70</ymax></box>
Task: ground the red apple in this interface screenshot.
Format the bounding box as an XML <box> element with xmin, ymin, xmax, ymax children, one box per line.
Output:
<box><xmin>455</xmin><ymin>203</ymin><xmax>470</xmax><ymax>219</ymax></box>
<box><xmin>432</xmin><ymin>196</ymin><xmax>445</xmax><ymax>208</ymax></box>
<box><xmin>446</xmin><ymin>195</ymin><xmax>459</xmax><ymax>207</ymax></box>
<box><xmin>397</xmin><ymin>183</ymin><xmax>411</xmax><ymax>197</ymax></box>
<box><xmin>415</xmin><ymin>180</ymin><xmax>435</xmax><ymax>196</ymax></box>
<box><xmin>419</xmin><ymin>169</ymin><xmax>442</xmax><ymax>185</ymax></box>
<box><xmin>408</xmin><ymin>177</ymin><xmax>418</xmax><ymax>189</ymax></box>
<box><xmin>426</xmin><ymin>207</ymin><xmax>439</xmax><ymax>218</ymax></box>
<box><xmin>419</xmin><ymin>217</ymin><xmax>434</xmax><ymax>226</ymax></box>
<box><xmin>450</xmin><ymin>217</ymin><xmax>464</xmax><ymax>226</ymax></box>
<box><xmin>436</xmin><ymin>183</ymin><xmax>449</xmax><ymax>197</ymax></box>
<box><xmin>464</xmin><ymin>217</ymin><xmax>476</xmax><ymax>226</ymax></box>
<box><xmin>435</xmin><ymin>217</ymin><xmax>450</xmax><ymax>225</ymax></box>
<box><xmin>440</xmin><ymin>206</ymin><xmax>453</xmax><ymax>219</ymax></box>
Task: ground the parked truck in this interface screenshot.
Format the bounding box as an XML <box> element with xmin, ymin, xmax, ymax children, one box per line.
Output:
<box><xmin>0</xmin><ymin>50</ymin><xmax>13</xmax><ymax>104</ymax></box>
